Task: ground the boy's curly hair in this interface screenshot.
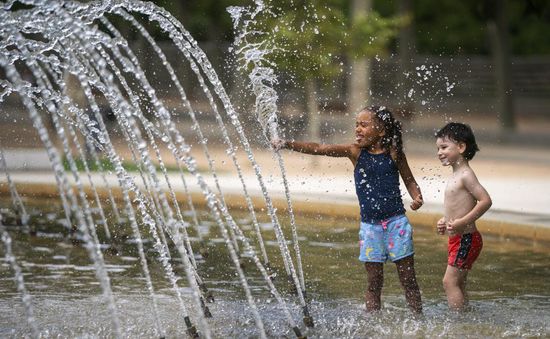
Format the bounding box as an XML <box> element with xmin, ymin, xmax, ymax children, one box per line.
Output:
<box><xmin>435</xmin><ymin>122</ymin><xmax>479</xmax><ymax>160</ymax></box>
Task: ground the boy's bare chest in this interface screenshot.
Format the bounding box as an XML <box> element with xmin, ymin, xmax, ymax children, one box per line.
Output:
<box><xmin>444</xmin><ymin>176</ymin><xmax>466</xmax><ymax>200</ymax></box>
<box><xmin>443</xmin><ymin>173</ymin><xmax>477</xmax><ymax>222</ymax></box>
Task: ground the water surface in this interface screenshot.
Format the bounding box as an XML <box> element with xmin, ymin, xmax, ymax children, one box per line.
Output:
<box><xmin>1</xmin><ymin>199</ymin><xmax>549</xmax><ymax>338</ymax></box>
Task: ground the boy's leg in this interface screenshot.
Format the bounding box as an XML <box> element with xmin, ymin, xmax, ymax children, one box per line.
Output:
<box><xmin>442</xmin><ymin>264</ymin><xmax>469</xmax><ymax>310</ymax></box>
<box><xmin>364</xmin><ymin>262</ymin><xmax>384</xmax><ymax>312</ymax></box>
<box><xmin>395</xmin><ymin>255</ymin><xmax>422</xmax><ymax>314</ymax></box>
<box><xmin>460</xmin><ymin>273</ymin><xmax>469</xmax><ymax>307</ymax></box>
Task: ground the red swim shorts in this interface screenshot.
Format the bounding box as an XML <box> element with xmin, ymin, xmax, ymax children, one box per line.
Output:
<box><xmin>448</xmin><ymin>231</ymin><xmax>483</xmax><ymax>270</ymax></box>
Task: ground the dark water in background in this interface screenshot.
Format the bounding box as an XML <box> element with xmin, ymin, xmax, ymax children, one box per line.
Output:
<box><xmin>1</xmin><ymin>198</ymin><xmax>549</xmax><ymax>338</ymax></box>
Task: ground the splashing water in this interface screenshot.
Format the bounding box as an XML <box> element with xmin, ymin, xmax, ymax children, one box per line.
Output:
<box><xmin>228</xmin><ymin>1</ymin><xmax>311</xmax><ymax>323</ymax></box>
<box><xmin>0</xmin><ymin>0</ymin><xmax>311</xmax><ymax>337</ymax></box>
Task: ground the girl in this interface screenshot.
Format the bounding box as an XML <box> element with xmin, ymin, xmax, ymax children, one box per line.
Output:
<box><xmin>273</xmin><ymin>106</ymin><xmax>424</xmax><ymax>314</ymax></box>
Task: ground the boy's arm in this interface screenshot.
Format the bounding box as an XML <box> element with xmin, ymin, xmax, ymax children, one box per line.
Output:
<box><xmin>450</xmin><ymin>170</ymin><xmax>492</xmax><ymax>229</ymax></box>
<box><xmin>395</xmin><ymin>151</ymin><xmax>423</xmax><ymax>210</ymax></box>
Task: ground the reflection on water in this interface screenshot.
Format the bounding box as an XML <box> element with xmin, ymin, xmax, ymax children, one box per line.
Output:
<box><xmin>1</xmin><ymin>199</ymin><xmax>549</xmax><ymax>337</ymax></box>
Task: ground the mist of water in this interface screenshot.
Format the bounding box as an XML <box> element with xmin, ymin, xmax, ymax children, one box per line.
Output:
<box><xmin>0</xmin><ymin>0</ymin><xmax>310</xmax><ymax>337</ymax></box>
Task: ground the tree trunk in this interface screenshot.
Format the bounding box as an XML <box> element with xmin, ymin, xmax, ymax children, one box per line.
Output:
<box><xmin>348</xmin><ymin>0</ymin><xmax>372</xmax><ymax>113</ymax></box>
<box><xmin>396</xmin><ymin>0</ymin><xmax>416</xmax><ymax>120</ymax></box>
<box><xmin>487</xmin><ymin>1</ymin><xmax>515</xmax><ymax>131</ymax></box>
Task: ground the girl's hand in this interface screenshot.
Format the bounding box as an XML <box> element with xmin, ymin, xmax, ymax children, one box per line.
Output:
<box><xmin>271</xmin><ymin>138</ymin><xmax>286</xmax><ymax>151</ymax></box>
<box><xmin>410</xmin><ymin>195</ymin><xmax>423</xmax><ymax>210</ymax></box>
<box><xmin>437</xmin><ymin>217</ymin><xmax>446</xmax><ymax>235</ymax></box>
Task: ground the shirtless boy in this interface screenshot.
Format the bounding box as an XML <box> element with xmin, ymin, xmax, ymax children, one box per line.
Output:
<box><xmin>435</xmin><ymin>122</ymin><xmax>492</xmax><ymax>310</ymax></box>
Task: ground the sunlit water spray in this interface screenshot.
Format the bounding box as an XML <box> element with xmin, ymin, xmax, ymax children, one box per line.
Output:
<box><xmin>228</xmin><ymin>3</ymin><xmax>310</xmax><ymax>322</ymax></box>
<box><xmin>0</xmin><ymin>0</ymin><xmax>311</xmax><ymax>337</ymax></box>
<box><xmin>2</xmin><ymin>1</ymin><xmax>550</xmax><ymax>338</ymax></box>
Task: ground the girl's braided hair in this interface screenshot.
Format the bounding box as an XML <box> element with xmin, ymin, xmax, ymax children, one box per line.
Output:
<box><xmin>365</xmin><ymin>105</ymin><xmax>404</xmax><ymax>158</ymax></box>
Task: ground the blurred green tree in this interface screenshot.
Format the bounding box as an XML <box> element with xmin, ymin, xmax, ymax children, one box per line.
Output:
<box><xmin>247</xmin><ymin>0</ymin><xmax>404</xmax><ymax>146</ymax></box>
<box><xmin>373</xmin><ymin>0</ymin><xmax>550</xmax><ymax>131</ymax></box>
<box><xmin>410</xmin><ymin>0</ymin><xmax>550</xmax><ymax>55</ymax></box>
<box><xmin>348</xmin><ymin>0</ymin><xmax>410</xmax><ymax>113</ymax></box>
<box><xmin>148</xmin><ymin>0</ymin><xmax>550</xmax><ymax>133</ymax></box>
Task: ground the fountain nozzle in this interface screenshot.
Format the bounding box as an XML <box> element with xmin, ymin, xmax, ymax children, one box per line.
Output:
<box><xmin>302</xmin><ymin>306</ymin><xmax>314</xmax><ymax>328</ymax></box>
<box><xmin>292</xmin><ymin>326</ymin><xmax>306</xmax><ymax>338</ymax></box>
<box><xmin>184</xmin><ymin>316</ymin><xmax>200</xmax><ymax>338</ymax></box>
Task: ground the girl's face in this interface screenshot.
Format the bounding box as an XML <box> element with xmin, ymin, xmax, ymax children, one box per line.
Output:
<box><xmin>436</xmin><ymin>137</ymin><xmax>465</xmax><ymax>166</ymax></box>
<box><xmin>355</xmin><ymin>110</ymin><xmax>385</xmax><ymax>148</ymax></box>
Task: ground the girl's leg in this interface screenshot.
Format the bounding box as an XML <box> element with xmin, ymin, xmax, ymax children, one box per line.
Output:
<box><xmin>395</xmin><ymin>255</ymin><xmax>422</xmax><ymax>314</ymax></box>
<box><xmin>364</xmin><ymin>262</ymin><xmax>384</xmax><ymax>312</ymax></box>
<box><xmin>442</xmin><ymin>265</ymin><xmax>468</xmax><ymax>310</ymax></box>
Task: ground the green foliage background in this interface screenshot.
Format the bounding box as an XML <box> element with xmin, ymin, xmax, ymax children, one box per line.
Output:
<box><xmin>151</xmin><ymin>0</ymin><xmax>550</xmax><ymax>56</ymax></box>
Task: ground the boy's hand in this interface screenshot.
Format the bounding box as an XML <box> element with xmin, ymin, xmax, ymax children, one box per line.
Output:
<box><xmin>437</xmin><ymin>217</ymin><xmax>446</xmax><ymax>235</ymax></box>
<box><xmin>446</xmin><ymin>218</ymin><xmax>466</xmax><ymax>236</ymax></box>
<box><xmin>271</xmin><ymin>138</ymin><xmax>286</xmax><ymax>151</ymax></box>
<box><xmin>410</xmin><ymin>195</ymin><xmax>423</xmax><ymax>210</ymax></box>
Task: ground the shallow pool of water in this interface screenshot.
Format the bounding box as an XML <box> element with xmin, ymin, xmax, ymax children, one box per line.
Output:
<box><xmin>1</xmin><ymin>199</ymin><xmax>549</xmax><ymax>338</ymax></box>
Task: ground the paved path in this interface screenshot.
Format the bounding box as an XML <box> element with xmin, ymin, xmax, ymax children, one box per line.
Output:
<box><xmin>2</xmin><ymin>144</ymin><xmax>549</xmax><ymax>232</ymax></box>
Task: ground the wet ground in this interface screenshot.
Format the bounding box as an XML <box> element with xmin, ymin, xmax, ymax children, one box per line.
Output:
<box><xmin>1</xmin><ymin>201</ymin><xmax>549</xmax><ymax>338</ymax></box>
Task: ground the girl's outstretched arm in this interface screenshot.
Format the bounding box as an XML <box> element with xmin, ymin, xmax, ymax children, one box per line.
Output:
<box><xmin>274</xmin><ymin>139</ymin><xmax>358</xmax><ymax>160</ymax></box>
<box><xmin>395</xmin><ymin>151</ymin><xmax>423</xmax><ymax>210</ymax></box>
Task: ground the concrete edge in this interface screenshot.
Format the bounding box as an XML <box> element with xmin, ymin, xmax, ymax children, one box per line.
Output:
<box><xmin>2</xmin><ymin>182</ymin><xmax>549</xmax><ymax>244</ymax></box>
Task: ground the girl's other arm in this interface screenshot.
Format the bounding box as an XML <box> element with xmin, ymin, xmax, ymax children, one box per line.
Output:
<box><xmin>395</xmin><ymin>151</ymin><xmax>423</xmax><ymax>210</ymax></box>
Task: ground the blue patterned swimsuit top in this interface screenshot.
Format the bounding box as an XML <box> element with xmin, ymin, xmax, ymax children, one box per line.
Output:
<box><xmin>354</xmin><ymin>149</ymin><xmax>405</xmax><ymax>223</ymax></box>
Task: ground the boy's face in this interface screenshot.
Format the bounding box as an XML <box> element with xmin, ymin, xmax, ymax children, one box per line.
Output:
<box><xmin>436</xmin><ymin>137</ymin><xmax>465</xmax><ymax>166</ymax></box>
<box><xmin>355</xmin><ymin>110</ymin><xmax>385</xmax><ymax>147</ymax></box>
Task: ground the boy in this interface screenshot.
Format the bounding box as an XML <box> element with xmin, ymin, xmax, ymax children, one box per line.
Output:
<box><xmin>435</xmin><ymin>122</ymin><xmax>492</xmax><ymax>311</ymax></box>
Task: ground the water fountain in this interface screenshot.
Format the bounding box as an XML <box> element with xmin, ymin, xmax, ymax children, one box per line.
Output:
<box><xmin>0</xmin><ymin>0</ymin><xmax>311</xmax><ymax>337</ymax></box>
<box><xmin>2</xmin><ymin>1</ymin><xmax>550</xmax><ymax>338</ymax></box>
